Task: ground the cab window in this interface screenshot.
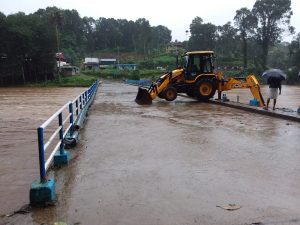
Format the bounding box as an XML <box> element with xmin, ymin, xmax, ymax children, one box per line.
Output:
<box><xmin>187</xmin><ymin>55</ymin><xmax>213</xmax><ymax>74</ymax></box>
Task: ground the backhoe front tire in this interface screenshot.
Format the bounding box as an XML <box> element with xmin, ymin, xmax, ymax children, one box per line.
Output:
<box><xmin>195</xmin><ymin>78</ymin><xmax>216</xmax><ymax>101</ymax></box>
<box><xmin>163</xmin><ymin>86</ymin><xmax>177</xmax><ymax>101</ymax></box>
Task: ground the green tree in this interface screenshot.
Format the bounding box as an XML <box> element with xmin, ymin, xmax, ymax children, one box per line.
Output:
<box><xmin>189</xmin><ymin>17</ymin><xmax>217</xmax><ymax>51</ymax></box>
<box><xmin>135</xmin><ymin>18</ymin><xmax>152</xmax><ymax>55</ymax></box>
<box><xmin>234</xmin><ymin>7</ymin><xmax>257</xmax><ymax>68</ymax></box>
<box><xmin>252</xmin><ymin>0</ymin><xmax>293</xmax><ymax>70</ymax></box>
<box><xmin>1</xmin><ymin>8</ymin><xmax>174</xmax><ymax>85</ymax></box>
<box><xmin>94</xmin><ymin>17</ymin><xmax>123</xmax><ymax>50</ymax></box>
<box><xmin>289</xmin><ymin>33</ymin><xmax>300</xmax><ymax>68</ymax></box>
<box><xmin>118</xmin><ymin>19</ymin><xmax>136</xmax><ymax>51</ymax></box>
<box><xmin>48</xmin><ymin>8</ymin><xmax>64</xmax><ymax>52</ymax></box>
<box><xmin>287</xmin><ymin>33</ymin><xmax>300</xmax><ymax>83</ymax></box>
<box><xmin>216</xmin><ymin>22</ymin><xmax>238</xmax><ymax>60</ymax></box>
<box><xmin>82</xmin><ymin>17</ymin><xmax>96</xmax><ymax>56</ymax></box>
<box><xmin>150</xmin><ymin>25</ymin><xmax>172</xmax><ymax>53</ymax></box>
<box><xmin>6</xmin><ymin>12</ymin><xmax>35</xmax><ymax>83</ymax></box>
<box><xmin>4</xmin><ymin>12</ymin><xmax>56</xmax><ymax>84</ymax></box>
<box><xmin>0</xmin><ymin>12</ymin><xmax>7</xmax><ymax>52</ymax></box>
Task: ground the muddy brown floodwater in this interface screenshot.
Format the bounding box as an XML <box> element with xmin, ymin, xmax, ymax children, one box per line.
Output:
<box><xmin>1</xmin><ymin>81</ymin><xmax>300</xmax><ymax>225</ymax></box>
<box><xmin>0</xmin><ymin>87</ymin><xmax>86</xmax><ymax>215</ymax></box>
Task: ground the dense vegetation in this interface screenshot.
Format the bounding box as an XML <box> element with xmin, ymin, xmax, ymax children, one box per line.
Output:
<box><xmin>0</xmin><ymin>0</ymin><xmax>299</xmax><ymax>86</ymax></box>
<box><xmin>0</xmin><ymin>7</ymin><xmax>171</xmax><ymax>86</ymax></box>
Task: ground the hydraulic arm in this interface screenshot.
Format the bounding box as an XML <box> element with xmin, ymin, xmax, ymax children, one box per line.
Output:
<box><xmin>216</xmin><ymin>72</ymin><xmax>265</xmax><ymax>107</ymax></box>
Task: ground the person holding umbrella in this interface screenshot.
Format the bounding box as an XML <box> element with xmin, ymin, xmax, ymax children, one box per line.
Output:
<box><xmin>262</xmin><ymin>69</ymin><xmax>286</xmax><ymax>110</ymax></box>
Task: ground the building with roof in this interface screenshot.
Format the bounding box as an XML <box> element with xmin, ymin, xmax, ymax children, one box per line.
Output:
<box><xmin>117</xmin><ymin>64</ymin><xmax>137</xmax><ymax>70</ymax></box>
<box><xmin>100</xmin><ymin>58</ymin><xmax>117</xmax><ymax>69</ymax></box>
<box><xmin>61</xmin><ymin>65</ymin><xmax>80</xmax><ymax>76</ymax></box>
<box><xmin>83</xmin><ymin>58</ymin><xmax>100</xmax><ymax>70</ymax></box>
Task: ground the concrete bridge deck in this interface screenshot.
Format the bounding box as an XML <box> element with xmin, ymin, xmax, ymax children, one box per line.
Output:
<box><xmin>3</xmin><ymin>81</ymin><xmax>300</xmax><ymax>225</ymax></box>
<box><xmin>209</xmin><ymin>99</ymin><xmax>300</xmax><ymax>122</ymax></box>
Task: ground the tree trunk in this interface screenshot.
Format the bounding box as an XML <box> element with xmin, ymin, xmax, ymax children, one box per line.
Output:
<box><xmin>35</xmin><ymin>67</ymin><xmax>38</xmax><ymax>83</ymax></box>
<box><xmin>12</xmin><ymin>72</ymin><xmax>15</xmax><ymax>85</ymax></box>
<box><xmin>261</xmin><ymin>41</ymin><xmax>269</xmax><ymax>70</ymax></box>
<box><xmin>243</xmin><ymin>36</ymin><xmax>248</xmax><ymax>69</ymax></box>
<box><xmin>132</xmin><ymin>36</ymin><xmax>137</xmax><ymax>54</ymax></box>
<box><xmin>143</xmin><ymin>41</ymin><xmax>146</xmax><ymax>59</ymax></box>
<box><xmin>56</xmin><ymin>25</ymin><xmax>59</xmax><ymax>52</ymax></box>
<box><xmin>45</xmin><ymin>68</ymin><xmax>47</xmax><ymax>82</ymax></box>
<box><xmin>21</xmin><ymin>65</ymin><xmax>26</xmax><ymax>84</ymax></box>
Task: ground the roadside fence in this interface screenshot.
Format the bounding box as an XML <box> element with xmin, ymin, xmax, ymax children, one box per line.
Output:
<box><xmin>30</xmin><ymin>80</ymin><xmax>99</xmax><ymax>206</ymax></box>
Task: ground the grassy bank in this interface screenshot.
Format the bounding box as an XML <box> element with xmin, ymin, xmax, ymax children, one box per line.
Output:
<box><xmin>26</xmin><ymin>68</ymin><xmax>296</xmax><ymax>88</ymax></box>
<box><xmin>26</xmin><ymin>74</ymin><xmax>98</xmax><ymax>87</ymax></box>
<box><xmin>82</xmin><ymin>69</ymin><xmax>165</xmax><ymax>81</ymax></box>
<box><xmin>24</xmin><ymin>69</ymin><xmax>163</xmax><ymax>88</ymax></box>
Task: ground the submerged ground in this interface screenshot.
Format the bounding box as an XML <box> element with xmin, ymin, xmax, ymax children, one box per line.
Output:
<box><xmin>1</xmin><ymin>81</ymin><xmax>300</xmax><ymax>225</ymax></box>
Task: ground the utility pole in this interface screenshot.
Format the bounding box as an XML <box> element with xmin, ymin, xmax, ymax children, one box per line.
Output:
<box><xmin>117</xmin><ymin>46</ymin><xmax>120</xmax><ymax>65</ymax></box>
<box><xmin>56</xmin><ymin>24</ymin><xmax>61</xmax><ymax>74</ymax></box>
<box><xmin>185</xmin><ymin>30</ymin><xmax>189</xmax><ymax>51</ymax></box>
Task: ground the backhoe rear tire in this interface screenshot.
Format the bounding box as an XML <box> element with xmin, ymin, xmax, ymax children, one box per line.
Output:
<box><xmin>195</xmin><ymin>78</ymin><xmax>216</xmax><ymax>101</ymax></box>
<box><xmin>163</xmin><ymin>86</ymin><xmax>177</xmax><ymax>101</ymax></box>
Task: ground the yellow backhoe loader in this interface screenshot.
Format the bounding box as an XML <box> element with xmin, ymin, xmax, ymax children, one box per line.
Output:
<box><xmin>135</xmin><ymin>51</ymin><xmax>265</xmax><ymax>107</ymax></box>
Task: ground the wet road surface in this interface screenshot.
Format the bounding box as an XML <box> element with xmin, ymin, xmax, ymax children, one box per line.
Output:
<box><xmin>0</xmin><ymin>87</ymin><xmax>86</xmax><ymax>215</ymax></box>
<box><xmin>225</xmin><ymin>85</ymin><xmax>300</xmax><ymax>110</ymax></box>
<box><xmin>1</xmin><ymin>81</ymin><xmax>300</xmax><ymax>225</ymax></box>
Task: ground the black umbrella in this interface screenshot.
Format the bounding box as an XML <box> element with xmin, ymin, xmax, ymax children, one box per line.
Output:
<box><xmin>262</xmin><ymin>69</ymin><xmax>287</xmax><ymax>80</ymax></box>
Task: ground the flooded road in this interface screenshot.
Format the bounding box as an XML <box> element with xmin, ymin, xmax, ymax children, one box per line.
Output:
<box><xmin>1</xmin><ymin>82</ymin><xmax>300</xmax><ymax>225</ymax></box>
<box><xmin>0</xmin><ymin>87</ymin><xmax>86</xmax><ymax>215</ymax></box>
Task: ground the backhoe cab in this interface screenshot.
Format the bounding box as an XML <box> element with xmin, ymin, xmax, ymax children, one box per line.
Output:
<box><xmin>135</xmin><ymin>51</ymin><xmax>265</xmax><ymax>107</ymax></box>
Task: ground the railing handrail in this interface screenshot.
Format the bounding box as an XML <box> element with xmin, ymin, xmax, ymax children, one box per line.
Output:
<box><xmin>37</xmin><ymin>80</ymin><xmax>99</xmax><ymax>182</ymax></box>
<box><xmin>40</xmin><ymin>101</ymin><xmax>71</xmax><ymax>129</ymax></box>
<box><xmin>72</xmin><ymin>89</ymin><xmax>90</xmax><ymax>104</ymax></box>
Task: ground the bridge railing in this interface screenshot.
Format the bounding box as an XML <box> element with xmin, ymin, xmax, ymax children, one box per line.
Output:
<box><xmin>37</xmin><ymin>80</ymin><xmax>99</xmax><ymax>182</ymax></box>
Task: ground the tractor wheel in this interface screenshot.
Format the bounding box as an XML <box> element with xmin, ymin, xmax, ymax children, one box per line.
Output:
<box><xmin>195</xmin><ymin>78</ymin><xmax>216</xmax><ymax>101</ymax></box>
<box><xmin>163</xmin><ymin>86</ymin><xmax>177</xmax><ymax>101</ymax></box>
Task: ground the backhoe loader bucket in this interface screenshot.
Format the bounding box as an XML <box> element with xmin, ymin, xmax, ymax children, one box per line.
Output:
<box><xmin>135</xmin><ymin>87</ymin><xmax>152</xmax><ymax>105</ymax></box>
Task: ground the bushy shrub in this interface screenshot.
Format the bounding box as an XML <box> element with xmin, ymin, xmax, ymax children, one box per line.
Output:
<box><xmin>130</xmin><ymin>70</ymin><xmax>140</xmax><ymax>80</ymax></box>
<box><xmin>286</xmin><ymin>67</ymin><xmax>300</xmax><ymax>84</ymax></box>
<box><xmin>139</xmin><ymin>60</ymin><xmax>155</xmax><ymax>69</ymax></box>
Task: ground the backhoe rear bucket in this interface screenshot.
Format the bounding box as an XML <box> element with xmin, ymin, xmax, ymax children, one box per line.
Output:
<box><xmin>135</xmin><ymin>87</ymin><xmax>152</xmax><ymax>105</ymax></box>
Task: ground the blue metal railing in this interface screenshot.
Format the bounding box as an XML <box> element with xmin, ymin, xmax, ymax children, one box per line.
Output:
<box><xmin>125</xmin><ymin>79</ymin><xmax>152</xmax><ymax>87</ymax></box>
<box><xmin>37</xmin><ymin>80</ymin><xmax>99</xmax><ymax>182</ymax></box>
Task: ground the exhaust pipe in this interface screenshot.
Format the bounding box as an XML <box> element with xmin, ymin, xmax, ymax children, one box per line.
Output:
<box><xmin>135</xmin><ymin>87</ymin><xmax>152</xmax><ymax>105</ymax></box>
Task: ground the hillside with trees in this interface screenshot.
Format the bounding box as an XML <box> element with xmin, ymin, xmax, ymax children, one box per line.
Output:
<box><xmin>0</xmin><ymin>0</ymin><xmax>299</xmax><ymax>86</ymax></box>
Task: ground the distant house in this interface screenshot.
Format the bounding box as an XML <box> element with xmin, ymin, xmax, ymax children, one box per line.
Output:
<box><xmin>56</xmin><ymin>52</ymin><xmax>66</xmax><ymax>62</ymax></box>
<box><xmin>84</xmin><ymin>58</ymin><xmax>100</xmax><ymax>70</ymax></box>
<box><xmin>56</xmin><ymin>52</ymin><xmax>67</xmax><ymax>68</ymax></box>
<box><xmin>166</xmin><ymin>41</ymin><xmax>185</xmax><ymax>54</ymax></box>
<box><xmin>100</xmin><ymin>58</ymin><xmax>117</xmax><ymax>69</ymax></box>
<box><xmin>117</xmin><ymin>64</ymin><xmax>137</xmax><ymax>70</ymax></box>
<box><xmin>57</xmin><ymin>61</ymin><xmax>67</xmax><ymax>68</ymax></box>
<box><xmin>61</xmin><ymin>65</ymin><xmax>80</xmax><ymax>76</ymax></box>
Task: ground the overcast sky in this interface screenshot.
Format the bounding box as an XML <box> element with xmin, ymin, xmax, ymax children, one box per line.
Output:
<box><xmin>1</xmin><ymin>0</ymin><xmax>299</xmax><ymax>42</ymax></box>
